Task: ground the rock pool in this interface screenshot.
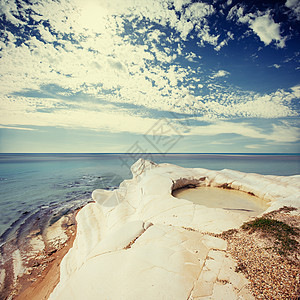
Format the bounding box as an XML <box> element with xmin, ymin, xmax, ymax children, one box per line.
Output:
<box><xmin>173</xmin><ymin>186</ymin><xmax>269</xmax><ymax>217</ymax></box>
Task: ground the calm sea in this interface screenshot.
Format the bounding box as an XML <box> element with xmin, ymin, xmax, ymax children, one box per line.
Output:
<box><xmin>0</xmin><ymin>153</ymin><xmax>299</xmax><ymax>244</ymax></box>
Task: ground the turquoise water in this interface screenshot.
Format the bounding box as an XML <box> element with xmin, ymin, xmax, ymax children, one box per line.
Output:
<box><xmin>0</xmin><ymin>153</ymin><xmax>299</xmax><ymax>243</ymax></box>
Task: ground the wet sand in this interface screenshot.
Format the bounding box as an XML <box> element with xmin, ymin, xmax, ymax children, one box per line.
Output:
<box><xmin>0</xmin><ymin>209</ymin><xmax>79</xmax><ymax>300</ymax></box>
<box><xmin>13</xmin><ymin>223</ymin><xmax>76</xmax><ymax>300</ymax></box>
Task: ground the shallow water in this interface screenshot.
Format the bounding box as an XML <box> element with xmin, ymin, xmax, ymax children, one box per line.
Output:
<box><xmin>0</xmin><ymin>155</ymin><xmax>125</xmax><ymax>244</ymax></box>
<box><xmin>173</xmin><ymin>187</ymin><xmax>270</xmax><ymax>217</ymax></box>
<box><xmin>0</xmin><ymin>153</ymin><xmax>298</xmax><ymax>244</ymax></box>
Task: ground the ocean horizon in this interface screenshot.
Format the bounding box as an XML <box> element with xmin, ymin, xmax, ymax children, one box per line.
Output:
<box><xmin>0</xmin><ymin>153</ymin><xmax>299</xmax><ymax>248</ymax></box>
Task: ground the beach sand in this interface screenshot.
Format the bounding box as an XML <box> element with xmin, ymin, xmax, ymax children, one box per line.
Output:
<box><xmin>1</xmin><ymin>210</ymin><xmax>79</xmax><ymax>300</ymax></box>
<box><xmin>13</xmin><ymin>226</ymin><xmax>76</xmax><ymax>300</ymax></box>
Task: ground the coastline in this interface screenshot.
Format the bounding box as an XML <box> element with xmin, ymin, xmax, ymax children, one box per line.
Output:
<box><xmin>2</xmin><ymin>159</ymin><xmax>300</xmax><ymax>299</ymax></box>
<box><xmin>49</xmin><ymin>159</ymin><xmax>300</xmax><ymax>299</ymax></box>
<box><xmin>1</xmin><ymin>209</ymin><xmax>80</xmax><ymax>300</ymax></box>
<box><xmin>8</xmin><ymin>206</ymin><xmax>300</xmax><ymax>300</ymax></box>
<box><xmin>14</xmin><ymin>223</ymin><xmax>77</xmax><ymax>300</ymax></box>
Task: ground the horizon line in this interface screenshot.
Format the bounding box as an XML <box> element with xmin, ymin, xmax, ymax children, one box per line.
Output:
<box><xmin>0</xmin><ymin>152</ymin><xmax>299</xmax><ymax>155</ymax></box>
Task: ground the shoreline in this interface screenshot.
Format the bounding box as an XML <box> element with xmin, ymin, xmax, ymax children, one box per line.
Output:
<box><xmin>1</xmin><ymin>209</ymin><xmax>80</xmax><ymax>300</ymax></box>
<box><xmin>51</xmin><ymin>159</ymin><xmax>299</xmax><ymax>299</ymax></box>
<box><xmin>2</xmin><ymin>159</ymin><xmax>299</xmax><ymax>299</ymax></box>
<box><xmin>14</xmin><ymin>222</ymin><xmax>77</xmax><ymax>300</ymax></box>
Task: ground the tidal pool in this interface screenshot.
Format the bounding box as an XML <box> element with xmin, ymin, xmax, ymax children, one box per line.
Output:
<box><xmin>173</xmin><ymin>186</ymin><xmax>269</xmax><ymax>217</ymax></box>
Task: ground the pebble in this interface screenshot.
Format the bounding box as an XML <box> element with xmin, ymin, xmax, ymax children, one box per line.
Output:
<box><xmin>222</xmin><ymin>211</ymin><xmax>300</xmax><ymax>300</ymax></box>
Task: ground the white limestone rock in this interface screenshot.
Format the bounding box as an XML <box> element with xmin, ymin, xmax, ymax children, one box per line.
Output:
<box><xmin>50</xmin><ymin>159</ymin><xmax>299</xmax><ymax>300</ymax></box>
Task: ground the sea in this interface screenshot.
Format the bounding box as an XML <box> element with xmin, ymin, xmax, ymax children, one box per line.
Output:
<box><xmin>0</xmin><ymin>153</ymin><xmax>299</xmax><ymax>246</ymax></box>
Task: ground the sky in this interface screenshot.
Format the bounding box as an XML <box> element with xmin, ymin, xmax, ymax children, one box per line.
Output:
<box><xmin>0</xmin><ymin>0</ymin><xmax>299</xmax><ymax>153</ymax></box>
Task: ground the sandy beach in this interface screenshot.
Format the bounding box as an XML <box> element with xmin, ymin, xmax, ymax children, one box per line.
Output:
<box><xmin>14</xmin><ymin>225</ymin><xmax>76</xmax><ymax>300</ymax></box>
<box><xmin>1</xmin><ymin>210</ymin><xmax>79</xmax><ymax>300</ymax></box>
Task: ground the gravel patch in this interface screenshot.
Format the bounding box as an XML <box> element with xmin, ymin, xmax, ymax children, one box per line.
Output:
<box><xmin>220</xmin><ymin>207</ymin><xmax>300</xmax><ymax>299</ymax></box>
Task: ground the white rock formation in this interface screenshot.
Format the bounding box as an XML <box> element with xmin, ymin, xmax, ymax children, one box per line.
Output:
<box><xmin>50</xmin><ymin>159</ymin><xmax>300</xmax><ymax>300</ymax></box>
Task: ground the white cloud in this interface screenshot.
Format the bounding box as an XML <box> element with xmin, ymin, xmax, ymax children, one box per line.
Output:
<box><xmin>176</xmin><ymin>19</ymin><xmax>194</xmax><ymax>40</ymax></box>
<box><xmin>226</xmin><ymin>96</ymin><xmax>294</xmax><ymax>118</ymax></box>
<box><xmin>1</xmin><ymin>94</ymin><xmax>298</xmax><ymax>144</ymax></box>
<box><xmin>173</xmin><ymin>0</ymin><xmax>192</xmax><ymax>12</ymax></box>
<box><xmin>214</xmin><ymin>31</ymin><xmax>234</xmax><ymax>51</ymax></box>
<box><xmin>286</xmin><ymin>0</ymin><xmax>299</xmax><ymax>7</ymax></box>
<box><xmin>196</xmin><ymin>24</ymin><xmax>219</xmax><ymax>47</ymax></box>
<box><xmin>244</xmin><ymin>144</ymin><xmax>263</xmax><ymax>149</ymax></box>
<box><xmin>227</xmin><ymin>4</ymin><xmax>245</xmax><ymax>21</ymax></box>
<box><xmin>0</xmin><ymin>95</ymin><xmax>158</xmax><ymax>134</ymax></box>
<box><xmin>249</xmin><ymin>12</ymin><xmax>286</xmax><ymax>48</ymax></box>
<box><xmin>37</xmin><ymin>25</ymin><xmax>56</xmax><ymax>43</ymax></box>
<box><xmin>291</xmin><ymin>84</ymin><xmax>300</xmax><ymax>98</ymax></box>
<box><xmin>1</xmin><ymin>81</ymin><xmax>297</xmax><ymax>137</ymax></box>
<box><xmin>169</xmin><ymin>2</ymin><xmax>217</xmax><ymax>41</ymax></box>
<box><xmin>175</xmin><ymin>2</ymin><xmax>218</xmax><ymax>44</ymax></box>
<box><xmin>233</xmin><ymin>9</ymin><xmax>286</xmax><ymax>48</ymax></box>
<box><xmin>189</xmin><ymin>121</ymin><xmax>299</xmax><ymax>143</ymax></box>
<box><xmin>0</xmin><ymin>125</ymin><xmax>36</xmax><ymax>131</ymax></box>
<box><xmin>0</xmin><ymin>0</ymin><xmax>217</xmax><ymax>103</ymax></box>
<box><xmin>186</xmin><ymin>52</ymin><xmax>197</xmax><ymax>62</ymax></box>
<box><xmin>185</xmin><ymin>2</ymin><xmax>215</xmax><ymax>21</ymax></box>
<box><xmin>0</xmin><ymin>0</ymin><xmax>298</xmax><ymax>150</ymax></box>
<box><xmin>197</xmin><ymin>87</ymin><xmax>298</xmax><ymax>119</ymax></box>
<box><xmin>147</xmin><ymin>30</ymin><xmax>165</xmax><ymax>42</ymax></box>
<box><xmin>286</xmin><ymin>0</ymin><xmax>300</xmax><ymax>20</ymax></box>
<box><xmin>270</xmin><ymin>64</ymin><xmax>281</xmax><ymax>69</ymax></box>
<box><xmin>210</xmin><ymin>70</ymin><xmax>230</xmax><ymax>79</ymax></box>
<box><xmin>0</xmin><ymin>0</ymin><xmax>24</xmax><ymax>25</ymax></box>
<box><xmin>227</xmin><ymin>6</ymin><xmax>287</xmax><ymax>48</ymax></box>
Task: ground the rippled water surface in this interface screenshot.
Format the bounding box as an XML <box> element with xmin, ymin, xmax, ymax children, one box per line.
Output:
<box><xmin>0</xmin><ymin>153</ymin><xmax>299</xmax><ymax>243</ymax></box>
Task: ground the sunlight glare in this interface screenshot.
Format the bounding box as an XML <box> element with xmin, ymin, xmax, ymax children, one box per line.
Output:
<box><xmin>78</xmin><ymin>0</ymin><xmax>109</xmax><ymax>31</ymax></box>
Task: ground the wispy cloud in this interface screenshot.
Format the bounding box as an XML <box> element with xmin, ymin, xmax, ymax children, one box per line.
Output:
<box><xmin>245</xmin><ymin>144</ymin><xmax>265</xmax><ymax>149</ymax></box>
<box><xmin>269</xmin><ymin>64</ymin><xmax>281</xmax><ymax>69</ymax></box>
<box><xmin>0</xmin><ymin>125</ymin><xmax>36</xmax><ymax>131</ymax></box>
<box><xmin>285</xmin><ymin>0</ymin><xmax>300</xmax><ymax>20</ymax></box>
<box><xmin>189</xmin><ymin>121</ymin><xmax>299</xmax><ymax>143</ymax></box>
<box><xmin>210</xmin><ymin>70</ymin><xmax>230</xmax><ymax>79</ymax></box>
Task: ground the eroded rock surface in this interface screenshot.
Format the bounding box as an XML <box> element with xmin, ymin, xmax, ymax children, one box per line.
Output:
<box><xmin>50</xmin><ymin>159</ymin><xmax>300</xmax><ymax>300</ymax></box>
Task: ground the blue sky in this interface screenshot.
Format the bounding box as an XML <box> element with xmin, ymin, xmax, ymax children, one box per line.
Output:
<box><xmin>0</xmin><ymin>0</ymin><xmax>299</xmax><ymax>153</ymax></box>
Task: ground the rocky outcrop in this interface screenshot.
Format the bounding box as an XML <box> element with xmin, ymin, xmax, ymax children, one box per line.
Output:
<box><xmin>50</xmin><ymin>159</ymin><xmax>300</xmax><ymax>300</ymax></box>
